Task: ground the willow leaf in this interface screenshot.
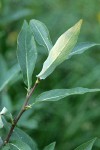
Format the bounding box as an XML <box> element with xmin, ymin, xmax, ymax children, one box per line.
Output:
<box><xmin>17</xmin><ymin>20</ymin><xmax>37</xmax><ymax>90</ymax></box>
<box><xmin>30</xmin><ymin>19</ymin><xmax>53</xmax><ymax>52</ymax></box>
<box><xmin>74</xmin><ymin>138</ymin><xmax>96</xmax><ymax>150</ymax></box>
<box><xmin>2</xmin><ymin>141</ymin><xmax>32</xmax><ymax>150</ymax></box>
<box><xmin>10</xmin><ymin>141</ymin><xmax>32</xmax><ymax>150</ymax></box>
<box><xmin>43</xmin><ymin>142</ymin><xmax>56</xmax><ymax>150</ymax></box>
<box><xmin>37</xmin><ymin>19</ymin><xmax>82</xmax><ymax>79</ymax></box>
<box><xmin>35</xmin><ymin>87</ymin><xmax>100</xmax><ymax>102</ymax></box>
<box><xmin>68</xmin><ymin>42</ymin><xmax>100</xmax><ymax>59</ymax></box>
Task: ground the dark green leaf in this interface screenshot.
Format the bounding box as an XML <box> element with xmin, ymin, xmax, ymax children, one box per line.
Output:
<box><xmin>35</xmin><ymin>87</ymin><xmax>100</xmax><ymax>102</ymax></box>
<box><xmin>17</xmin><ymin>20</ymin><xmax>37</xmax><ymax>90</ymax></box>
<box><xmin>68</xmin><ymin>42</ymin><xmax>100</xmax><ymax>59</ymax></box>
<box><xmin>30</xmin><ymin>19</ymin><xmax>53</xmax><ymax>52</ymax></box>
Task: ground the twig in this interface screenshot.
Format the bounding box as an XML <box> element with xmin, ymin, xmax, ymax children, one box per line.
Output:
<box><xmin>4</xmin><ymin>78</ymin><xmax>40</xmax><ymax>144</ymax></box>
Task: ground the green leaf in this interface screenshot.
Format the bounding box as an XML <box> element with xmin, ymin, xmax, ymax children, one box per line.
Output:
<box><xmin>0</xmin><ymin>64</ymin><xmax>20</xmax><ymax>92</ymax></box>
<box><xmin>12</xmin><ymin>127</ymin><xmax>38</xmax><ymax>150</ymax></box>
<box><xmin>35</xmin><ymin>87</ymin><xmax>100</xmax><ymax>102</ymax></box>
<box><xmin>30</xmin><ymin>19</ymin><xmax>53</xmax><ymax>52</ymax></box>
<box><xmin>74</xmin><ymin>138</ymin><xmax>97</xmax><ymax>150</ymax></box>
<box><xmin>1</xmin><ymin>144</ymin><xmax>10</xmax><ymax>150</ymax></box>
<box><xmin>68</xmin><ymin>42</ymin><xmax>100</xmax><ymax>59</ymax></box>
<box><xmin>17</xmin><ymin>20</ymin><xmax>37</xmax><ymax>90</ymax></box>
<box><xmin>0</xmin><ymin>137</ymin><xmax>3</xmax><ymax>147</ymax></box>
<box><xmin>0</xmin><ymin>9</ymin><xmax>32</xmax><ymax>25</ymax></box>
<box><xmin>2</xmin><ymin>117</ymin><xmax>38</xmax><ymax>150</ymax></box>
<box><xmin>10</xmin><ymin>141</ymin><xmax>32</xmax><ymax>150</ymax></box>
<box><xmin>0</xmin><ymin>55</ymin><xmax>7</xmax><ymax>77</ymax></box>
<box><xmin>37</xmin><ymin>19</ymin><xmax>82</xmax><ymax>79</ymax></box>
<box><xmin>1</xmin><ymin>141</ymin><xmax>32</xmax><ymax>150</ymax></box>
<box><xmin>43</xmin><ymin>142</ymin><xmax>56</xmax><ymax>150</ymax></box>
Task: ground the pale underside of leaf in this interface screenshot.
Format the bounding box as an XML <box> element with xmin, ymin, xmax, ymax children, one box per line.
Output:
<box><xmin>37</xmin><ymin>20</ymin><xmax>82</xmax><ymax>79</ymax></box>
<box><xmin>35</xmin><ymin>87</ymin><xmax>100</xmax><ymax>102</ymax></box>
<box><xmin>0</xmin><ymin>115</ymin><xmax>3</xmax><ymax>128</ymax></box>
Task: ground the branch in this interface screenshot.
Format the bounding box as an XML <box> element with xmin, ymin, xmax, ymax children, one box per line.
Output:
<box><xmin>4</xmin><ymin>78</ymin><xmax>40</xmax><ymax>144</ymax></box>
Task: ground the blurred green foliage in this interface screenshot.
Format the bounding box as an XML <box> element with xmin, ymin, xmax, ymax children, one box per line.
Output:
<box><xmin>0</xmin><ymin>0</ymin><xmax>100</xmax><ymax>150</ymax></box>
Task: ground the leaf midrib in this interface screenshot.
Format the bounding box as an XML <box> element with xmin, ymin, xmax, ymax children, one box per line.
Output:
<box><xmin>10</xmin><ymin>143</ymin><xmax>20</xmax><ymax>150</ymax></box>
<box><xmin>25</xmin><ymin>29</ymin><xmax>29</xmax><ymax>89</ymax></box>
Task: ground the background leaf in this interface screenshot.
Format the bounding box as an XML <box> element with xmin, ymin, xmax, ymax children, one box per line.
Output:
<box><xmin>35</xmin><ymin>87</ymin><xmax>100</xmax><ymax>102</ymax></box>
<box><xmin>37</xmin><ymin>20</ymin><xmax>82</xmax><ymax>79</ymax></box>
<box><xmin>0</xmin><ymin>64</ymin><xmax>20</xmax><ymax>92</ymax></box>
<box><xmin>68</xmin><ymin>42</ymin><xmax>100</xmax><ymax>59</ymax></box>
<box><xmin>30</xmin><ymin>19</ymin><xmax>53</xmax><ymax>52</ymax></box>
<box><xmin>43</xmin><ymin>142</ymin><xmax>56</xmax><ymax>150</ymax></box>
<box><xmin>74</xmin><ymin>138</ymin><xmax>97</xmax><ymax>150</ymax></box>
<box><xmin>17</xmin><ymin>20</ymin><xmax>37</xmax><ymax>90</ymax></box>
<box><xmin>0</xmin><ymin>9</ymin><xmax>32</xmax><ymax>25</ymax></box>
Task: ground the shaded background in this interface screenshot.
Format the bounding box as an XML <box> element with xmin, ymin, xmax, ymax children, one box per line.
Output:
<box><xmin>0</xmin><ymin>0</ymin><xmax>100</xmax><ymax>149</ymax></box>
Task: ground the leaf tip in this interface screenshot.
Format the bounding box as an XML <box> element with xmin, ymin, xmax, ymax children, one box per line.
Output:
<box><xmin>76</xmin><ymin>19</ymin><xmax>83</xmax><ymax>28</ymax></box>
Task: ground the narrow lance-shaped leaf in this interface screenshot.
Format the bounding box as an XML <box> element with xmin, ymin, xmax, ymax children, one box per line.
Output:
<box><xmin>37</xmin><ymin>19</ymin><xmax>82</xmax><ymax>79</ymax></box>
<box><xmin>30</xmin><ymin>19</ymin><xmax>53</xmax><ymax>52</ymax></box>
<box><xmin>17</xmin><ymin>20</ymin><xmax>37</xmax><ymax>90</ymax></box>
<box><xmin>68</xmin><ymin>42</ymin><xmax>100</xmax><ymax>59</ymax></box>
<box><xmin>74</xmin><ymin>138</ymin><xmax>96</xmax><ymax>150</ymax></box>
<box><xmin>43</xmin><ymin>142</ymin><xmax>56</xmax><ymax>150</ymax></box>
<box><xmin>35</xmin><ymin>87</ymin><xmax>100</xmax><ymax>103</ymax></box>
